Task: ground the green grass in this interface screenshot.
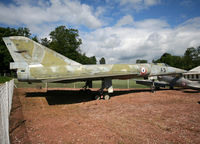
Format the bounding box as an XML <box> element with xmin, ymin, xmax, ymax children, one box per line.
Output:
<box><xmin>0</xmin><ymin>76</ymin><xmax>13</xmax><ymax>83</ymax></box>
<box><xmin>15</xmin><ymin>79</ymin><xmax>148</xmax><ymax>89</ymax></box>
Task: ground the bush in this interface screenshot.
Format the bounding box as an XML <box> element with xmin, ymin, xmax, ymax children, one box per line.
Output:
<box><xmin>0</xmin><ymin>76</ymin><xmax>12</xmax><ymax>83</ymax></box>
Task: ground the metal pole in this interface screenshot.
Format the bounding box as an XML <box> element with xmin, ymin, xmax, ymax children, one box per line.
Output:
<box><xmin>127</xmin><ymin>79</ymin><xmax>129</xmax><ymax>89</ymax></box>
<box><xmin>45</xmin><ymin>82</ymin><xmax>48</xmax><ymax>92</ymax></box>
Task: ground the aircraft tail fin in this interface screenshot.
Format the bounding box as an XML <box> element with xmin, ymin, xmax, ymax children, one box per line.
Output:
<box><xmin>3</xmin><ymin>36</ymin><xmax>81</xmax><ymax>69</ymax></box>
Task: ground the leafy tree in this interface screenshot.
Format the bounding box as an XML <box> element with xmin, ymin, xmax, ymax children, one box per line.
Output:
<box><xmin>196</xmin><ymin>46</ymin><xmax>200</xmax><ymax>65</ymax></box>
<box><xmin>89</xmin><ymin>56</ymin><xmax>97</xmax><ymax>64</ymax></box>
<box><xmin>99</xmin><ymin>57</ymin><xmax>106</xmax><ymax>64</ymax></box>
<box><xmin>153</xmin><ymin>46</ymin><xmax>200</xmax><ymax>70</ymax></box>
<box><xmin>77</xmin><ymin>53</ymin><xmax>96</xmax><ymax>64</ymax></box>
<box><xmin>136</xmin><ymin>59</ymin><xmax>148</xmax><ymax>63</ymax></box>
<box><xmin>32</xmin><ymin>36</ymin><xmax>39</xmax><ymax>42</ymax></box>
<box><xmin>41</xmin><ymin>37</ymin><xmax>51</xmax><ymax>47</ymax></box>
<box><xmin>197</xmin><ymin>46</ymin><xmax>200</xmax><ymax>54</ymax></box>
<box><xmin>153</xmin><ymin>53</ymin><xmax>184</xmax><ymax>69</ymax></box>
<box><xmin>49</xmin><ymin>26</ymin><xmax>82</xmax><ymax>59</ymax></box>
<box><xmin>17</xmin><ymin>27</ymin><xmax>31</xmax><ymax>37</ymax></box>
<box><xmin>171</xmin><ymin>56</ymin><xmax>183</xmax><ymax>68</ymax></box>
<box><xmin>48</xmin><ymin>25</ymin><xmax>96</xmax><ymax>64</ymax></box>
<box><xmin>183</xmin><ymin>47</ymin><xmax>199</xmax><ymax>70</ymax></box>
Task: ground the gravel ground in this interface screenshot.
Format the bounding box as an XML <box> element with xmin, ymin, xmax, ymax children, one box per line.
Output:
<box><xmin>9</xmin><ymin>88</ymin><xmax>200</xmax><ymax>144</ymax></box>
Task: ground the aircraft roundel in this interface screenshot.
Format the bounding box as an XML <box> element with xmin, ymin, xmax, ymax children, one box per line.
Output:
<box><xmin>140</xmin><ymin>67</ymin><xmax>147</xmax><ymax>75</ymax></box>
<box><xmin>182</xmin><ymin>82</ymin><xmax>186</xmax><ymax>87</ymax></box>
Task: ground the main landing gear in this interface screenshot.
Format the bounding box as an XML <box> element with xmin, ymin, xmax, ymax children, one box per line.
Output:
<box><xmin>94</xmin><ymin>94</ymin><xmax>110</xmax><ymax>100</ymax></box>
<box><xmin>83</xmin><ymin>78</ymin><xmax>113</xmax><ymax>100</ymax></box>
<box><xmin>94</xmin><ymin>78</ymin><xmax>113</xmax><ymax>100</ymax></box>
<box><xmin>94</xmin><ymin>89</ymin><xmax>111</xmax><ymax>100</ymax></box>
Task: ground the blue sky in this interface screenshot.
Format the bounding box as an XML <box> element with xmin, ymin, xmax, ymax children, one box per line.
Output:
<box><xmin>80</xmin><ymin>0</ymin><xmax>200</xmax><ymax>27</ymax></box>
<box><xmin>0</xmin><ymin>0</ymin><xmax>200</xmax><ymax>64</ymax></box>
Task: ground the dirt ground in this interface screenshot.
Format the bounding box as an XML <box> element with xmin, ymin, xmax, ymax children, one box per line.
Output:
<box><xmin>9</xmin><ymin>88</ymin><xmax>200</xmax><ymax>144</ymax></box>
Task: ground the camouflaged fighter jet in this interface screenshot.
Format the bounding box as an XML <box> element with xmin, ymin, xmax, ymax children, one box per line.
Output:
<box><xmin>158</xmin><ymin>76</ymin><xmax>200</xmax><ymax>90</ymax></box>
<box><xmin>3</xmin><ymin>36</ymin><xmax>187</xmax><ymax>100</ymax></box>
<box><xmin>136</xmin><ymin>75</ymin><xmax>200</xmax><ymax>91</ymax></box>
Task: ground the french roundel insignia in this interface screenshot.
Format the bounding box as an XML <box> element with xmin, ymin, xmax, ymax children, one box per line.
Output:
<box><xmin>141</xmin><ymin>67</ymin><xmax>147</xmax><ymax>75</ymax></box>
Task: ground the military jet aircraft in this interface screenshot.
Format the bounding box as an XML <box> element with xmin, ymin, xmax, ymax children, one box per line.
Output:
<box><xmin>3</xmin><ymin>36</ymin><xmax>186</xmax><ymax>100</ymax></box>
<box><xmin>136</xmin><ymin>75</ymin><xmax>200</xmax><ymax>91</ymax></box>
<box><xmin>158</xmin><ymin>75</ymin><xmax>200</xmax><ymax>90</ymax></box>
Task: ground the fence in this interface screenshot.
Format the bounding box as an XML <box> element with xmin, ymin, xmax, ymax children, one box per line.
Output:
<box><xmin>0</xmin><ymin>79</ymin><xmax>14</xmax><ymax>144</ymax></box>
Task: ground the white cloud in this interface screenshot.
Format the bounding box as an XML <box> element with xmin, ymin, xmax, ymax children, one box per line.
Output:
<box><xmin>144</xmin><ymin>0</ymin><xmax>161</xmax><ymax>6</ymax></box>
<box><xmin>95</xmin><ymin>6</ymin><xmax>106</xmax><ymax>17</ymax></box>
<box><xmin>116</xmin><ymin>15</ymin><xmax>134</xmax><ymax>27</ymax></box>
<box><xmin>0</xmin><ymin>0</ymin><xmax>102</xmax><ymax>36</ymax></box>
<box><xmin>180</xmin><ymin>0</ymin><xmax>194</xmax><ymax>7</ymax></box>
<box><xmin>81</xmin><ymin>17</ymin><xmax>200</xmax><ymax>64</ymax></box>
<box><xmin>120</xmin><ymin>0</ymin><xmax>161</xmax><ymax>10</ymax></box>
<box><xmin>134</xmin><ymin>19</ymin><xmax>169</xmax><ymax>30</ymax></box>
<box><xmin>0</xmin><ymin>0</ymin><xmax>199</xmax><ymax>65</ymax></box>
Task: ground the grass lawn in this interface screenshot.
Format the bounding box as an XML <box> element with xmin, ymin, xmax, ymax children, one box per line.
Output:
<box><xmin>15</xmin><ymin>79</ymin><xmax>148</xmax><ymax>89</ymax></box>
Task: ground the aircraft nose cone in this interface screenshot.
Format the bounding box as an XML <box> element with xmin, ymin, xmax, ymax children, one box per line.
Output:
<box><xmin>175</xmin><ymin>68</ymin><xmax>187</xmax><ymax>73</ymax></box>
<box><xmin>167</xmin><ymin>66</ymin><xmax>187</xmax><ymax>75</ymax></box>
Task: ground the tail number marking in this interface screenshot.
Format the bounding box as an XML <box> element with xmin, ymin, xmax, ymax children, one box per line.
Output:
<box><xmin>161</xmin><ymin>67</ymin><xmax>166</xmax><ymax>73</ymax></box>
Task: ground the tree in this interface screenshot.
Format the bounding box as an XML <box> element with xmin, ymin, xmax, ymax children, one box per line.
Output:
<box><xmin>99</xmin><ymin>57</ymin><xmax>106</xmax><ymax>64</ymax></box>
<box><xmin>153</xmin><ymin>46</ymin><xmax>200</xmax><ymax>70</ymax></box>
<box><xmin>17</xmin><ymin>27</ymin><xmax>31</xmax><ymax>37</ymax></box>
<box><xmin>48</xmin><ymin>25</ymin><xmax>96</xmax><ymax>64</ymax></box>
<box><xmin>32</xmin><ymin>36</ymin><xmax>39</xmax><ymax>42</ymax></box>
<box><xmin>41</xmin><ymin>37</ymin><xmax>51</xmax><ymax>47</ymax></box>
<box><xmin>183</xmin><ymin>47</ymin><xmax>199</xmax><ymax>70</ymax></box>
<box><xmin>49</xmin><ymin>26</ymin><xmax>82</xmax><ymax>60</ymax></box>
<box><xmin>89</xmin><ymin>56</ymin><xmax>97</xmax><ymax>64</ymax></box>
<box><xmin>196</xmin><ymin>46</ymin><xmax>200</xmax><ymax>65</ymax></box>
<box><xmin>153</xmin><ymin>53</ymin><xmax>184</xmax><ymax>69</ymax></box>
<box><xmin>77</xmin><ymin>53</ymin><xmax>96</xmax><ymax>64</ymax></box>
<box><xmin>136</xmin><ymin>59</ymin><xmax>148</xmax><ymax>63</ymax></box>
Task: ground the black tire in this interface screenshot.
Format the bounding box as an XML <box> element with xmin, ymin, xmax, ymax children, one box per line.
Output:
<box><xmin>104</xmin><ymin>95</ymin><xmax>110</xmax><ymax>100</ymax></box>
<box><xmin>94</xmin><ymin>95</ymin><xmax>100</xmax><ymax>100</ymax></box>
<box><xmin>155</xmin><ymin>87</ymin><xmax>160</xmax><ymax>90</ymax></box>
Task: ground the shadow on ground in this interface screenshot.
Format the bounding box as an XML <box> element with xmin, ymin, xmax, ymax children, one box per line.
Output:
<box><xmin>183</xmin><ymin>90</ymin><xmax>200</xmax><ymax>93</ymax></box>
<box><xmin>25</xmin><ymin>88</ymin><xmax>176</xmax><ymax>105</ymax></box>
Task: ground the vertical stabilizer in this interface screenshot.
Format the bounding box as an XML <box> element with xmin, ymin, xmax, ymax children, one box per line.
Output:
<box><xmin>3</xmin><ymin>36</ymin><xmax>81</xmax><ymax>69</ymax></box>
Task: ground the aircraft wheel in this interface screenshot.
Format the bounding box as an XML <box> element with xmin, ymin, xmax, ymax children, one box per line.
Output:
<box><xmin>94</xmin><ymin>95</ymin><xmax>100</xmax><ymax>100</ymax></box>
<box><xmin>155</xmin><ymin>87</ymin><xmax>160</xmax><ymax>90</ymax></box>
<box><xmin>104</xmin><ymin>95</ymin><xmax>110</xmax><ymax>100</ymax></box>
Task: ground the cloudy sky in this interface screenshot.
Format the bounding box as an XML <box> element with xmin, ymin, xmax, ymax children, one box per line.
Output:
<box><xmin>0</xmin><ymin>0</ymin><xmax>200</xmax><ymax>64</ymax></box>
